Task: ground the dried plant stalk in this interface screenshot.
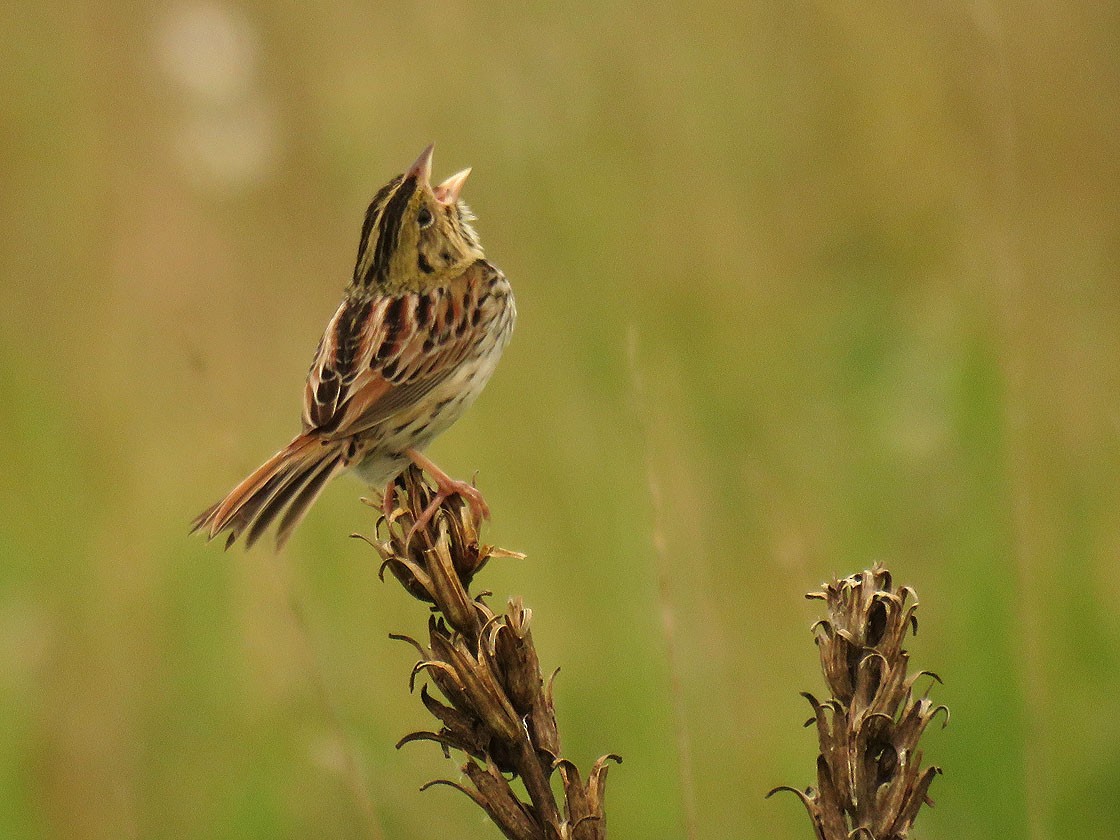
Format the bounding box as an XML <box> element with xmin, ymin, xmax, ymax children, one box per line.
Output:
<box><xmin>770</xmin><ymin>565</ymin><xmax>948</xmax><ymax>840</ymax></box>
<box><xmin>358</xmin><ymin>466</ymin><xmax>619</xmax><ymax>840</ymax></box>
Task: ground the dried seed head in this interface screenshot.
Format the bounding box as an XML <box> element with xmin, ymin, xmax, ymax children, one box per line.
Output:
<box><xmin>772</xmin><ymin>565</ymin><xmax>946</xmax><ymax>840</ymax></box>
<box><xmin>363</xmin><ymin>466</ymin><xmax>616</xmax><ymax>838</ymax></box>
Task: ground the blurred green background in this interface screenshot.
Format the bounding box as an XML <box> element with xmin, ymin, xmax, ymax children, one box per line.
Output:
<box><xmin>2</xmin><ymin>2</ymin><xmax>1119</xmax><ymax>838</ymax></box>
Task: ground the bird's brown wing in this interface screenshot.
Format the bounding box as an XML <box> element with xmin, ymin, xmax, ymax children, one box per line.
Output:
<box><xmin>301</xmin><ymin>261</ymin><xmax>503</xmax><ymax>440</ymax></box>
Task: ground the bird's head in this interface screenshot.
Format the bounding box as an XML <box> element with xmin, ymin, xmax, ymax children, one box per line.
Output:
<box><xmin>351</xmin><ymin>144</ymin><xmax>484</xmax><ymax>293</ymax></box>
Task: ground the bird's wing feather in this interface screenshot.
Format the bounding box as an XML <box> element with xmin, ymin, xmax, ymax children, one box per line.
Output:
<box><xmin>301</xmin><ymin>261</ymin><xmax>503</xmax><ymax>439</ymax></box>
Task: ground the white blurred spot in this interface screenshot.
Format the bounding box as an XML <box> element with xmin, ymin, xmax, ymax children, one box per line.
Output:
<box><xmin>152</xmin><ymin>1</ymin><xmax>280</xmax><ymax>191</ymax></box>
<box><xmin>155</xmin><ymin>1</ymin><xmax>258</xmax><ymax>102</ymax></box>
<box><xmin>174</xmin><ymin>99</ymin><xmax>279</xmax><ymax>190</ymax></box>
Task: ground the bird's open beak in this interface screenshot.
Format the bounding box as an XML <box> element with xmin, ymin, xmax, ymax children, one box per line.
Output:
<box><xmin>434</xmin><ymin>168</ymin><xmax>471</xmax><ymax>205</ymax></box>
<box><xmin>407</xmin><ymin>143</ymin><xmax>435</xmax><ymax>185</ymax></box>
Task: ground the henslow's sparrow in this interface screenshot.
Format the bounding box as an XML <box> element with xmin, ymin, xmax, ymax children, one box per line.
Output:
<box><xmin>193</xmin><ymin>145</ymin><xmax>515</xmax><ymax>549</ymax></box>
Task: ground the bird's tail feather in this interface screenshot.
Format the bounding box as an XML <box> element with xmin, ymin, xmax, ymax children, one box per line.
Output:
<box><xmin>191</xmin><ymin>433</ymin><xmax>352</xmax><ymax>550</ymax></box>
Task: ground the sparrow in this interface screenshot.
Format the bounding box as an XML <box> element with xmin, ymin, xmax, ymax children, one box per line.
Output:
<box><xmin>192</xmin><ymin>144</ymin><xmax>515</xmax><ymax>549</ymax></box>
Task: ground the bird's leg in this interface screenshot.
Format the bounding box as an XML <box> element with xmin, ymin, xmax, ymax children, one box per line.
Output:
<box><xmin>381</xmin><ymin>480</ymin><xmax>397</xmax><ymax>522</ymax></box>
<box><xmin>403</xmin><ymin>448</ymin><xmax>490</xmax><ymax>538</ymax></box>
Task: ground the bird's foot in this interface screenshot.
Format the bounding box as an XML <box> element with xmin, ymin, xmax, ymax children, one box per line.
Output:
<box><xmin>381</xmin><ymin>481</ymin><xmax>397</xmax><ymax>522</ymax></box>
<box><xmin>402</xmin><ymin>448</ymin><xmax>490</xmax><ymax>546</ymax></box>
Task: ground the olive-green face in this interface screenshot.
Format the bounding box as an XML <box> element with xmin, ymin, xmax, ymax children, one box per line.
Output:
<box><xmin>351</xmin><ymin>164</ymin><xmax>483</xmax><ymax>293</ymax></box>
<box><xmin>399</xmin><ymin>187</ymin><xmax>483</xmax><ymax>285</ymax></box>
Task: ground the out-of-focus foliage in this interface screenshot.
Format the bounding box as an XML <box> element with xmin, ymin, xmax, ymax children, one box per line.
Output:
<box><xmin>1</xmin><ymin>2</ymin><xmax>1118</xmax><ymax>839</ymax></box>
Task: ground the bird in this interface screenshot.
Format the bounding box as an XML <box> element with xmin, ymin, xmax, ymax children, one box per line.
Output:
<box><xmin>192</xmin><ymin>144</ymin><xmax>516</xmax><ymax>550</ymax></box>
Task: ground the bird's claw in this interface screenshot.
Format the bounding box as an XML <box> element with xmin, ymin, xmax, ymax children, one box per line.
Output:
<box><xmin>401</xmin><ymin>480</ymin><xmax>490</xmax><ymax>549</ymax></box>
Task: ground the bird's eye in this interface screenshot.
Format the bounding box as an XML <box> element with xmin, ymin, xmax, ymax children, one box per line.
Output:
<box><xmin>417</xmin><ymin>207</ymin><xmax>433</xmax><ymax>229</ymax></box>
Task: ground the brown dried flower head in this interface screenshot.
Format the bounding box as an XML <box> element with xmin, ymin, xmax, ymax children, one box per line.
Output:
<box><xmin>357</xmin><ymin>467</ymin><xmax>620</xmax><ymax>840</ymax></box>
<box><xmin>770</xmin><ymin>566</ymin><xmax>948</xmax><ymax>840</ymax></box>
